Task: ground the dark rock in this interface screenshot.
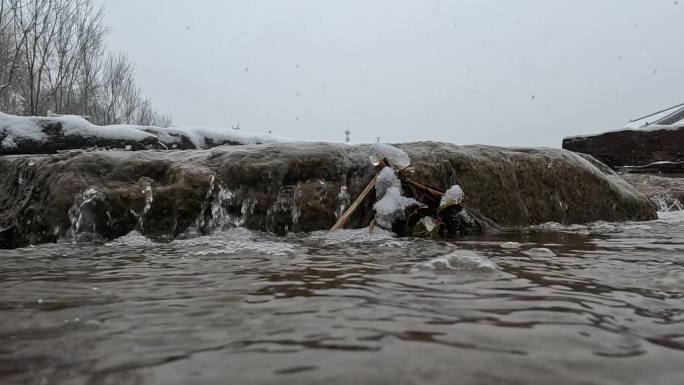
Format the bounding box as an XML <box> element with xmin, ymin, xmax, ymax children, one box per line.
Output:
<box><xmin>562</xmin><ymin>127</ymin><xmax>684</xmax><ymax>168</ymax></box>
<box><xmin>0</xmin><ymin>142</ymin><xmax>657</xmax><ymax>248</ymax></box>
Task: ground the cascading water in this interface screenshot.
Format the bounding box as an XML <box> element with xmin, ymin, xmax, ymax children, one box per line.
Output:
<box><xmin>652</xmin><ymin>195</ymin><xmax>684</xmax><ymax>212</ymax></box>
<box><xmin>209</xmin><ymin>186</ymin><xmax>239</xmax><ymax>229</ymax></box>
<box><xmin>266</xmin><ymin>190</ymin><xmax>296</xmax><ymax>233</ymax></box>
<box><xmin>335</xmin><ymin>185</ymin><xmax>350</xmax><ymax>219</ymax></box>
<box><xmin>66</xmin><ymin>188</ymin><xmax>106</xmax><ymax>241</ymax></box>
<box><xmin>200</xmin><ymin>181</ymin><xmax>257</xmax><ymax>232</ymax></box>
<box><xmin>138</xmin><ymin>185</ymin><xmax>154</xmax><ymax>230</ymax></box>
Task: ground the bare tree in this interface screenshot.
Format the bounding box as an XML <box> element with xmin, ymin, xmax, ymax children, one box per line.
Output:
<box><xmin>0</xmin><ymin>0</ymin><xmax>170</xmax><ymax>126</ymax></box>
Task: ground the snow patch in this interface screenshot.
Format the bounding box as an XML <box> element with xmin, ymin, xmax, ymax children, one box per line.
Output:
<box><xmin>1</xmin><ymin>135</ymin><xmax>17</xmax><ymax>148</ymax></box>
<box><xmin>0</xmin><ymin>112</ymin><xmax>48</xmax><ymax>141</ymax></box>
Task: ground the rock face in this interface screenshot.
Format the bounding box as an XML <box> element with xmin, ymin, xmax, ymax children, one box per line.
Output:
<box><xmin>562</xmin><ymin>127</ymin><xmax>684</xmax><ymax>168</ymax></box>
<box><xmin>0</xmin><ymin>142</ymin><xmax>657</xmax><ymax>248</ymax></box>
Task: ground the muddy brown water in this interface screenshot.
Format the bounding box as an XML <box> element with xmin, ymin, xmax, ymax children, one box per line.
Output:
<box><xmin>1</xmin><ymin>212</ymin><xmax>683</xmax><ymax>385</ymax></box>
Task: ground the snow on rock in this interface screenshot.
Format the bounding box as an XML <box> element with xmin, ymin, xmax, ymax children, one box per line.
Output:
<box><xmin>0</xmin><ymin>111</ymin><xmax>290</xmax><ymax>154</ymax></box>
<box><xmin>373</xmin><ymin>166</ymin><xmax>422</xmax><ymax>229</ymax></box>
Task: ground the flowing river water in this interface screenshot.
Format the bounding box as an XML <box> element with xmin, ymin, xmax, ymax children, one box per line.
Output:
<box><xmin>1</xmin><ymin>211</ymin><xmax>683</xmax><ymax>385</ymax></box>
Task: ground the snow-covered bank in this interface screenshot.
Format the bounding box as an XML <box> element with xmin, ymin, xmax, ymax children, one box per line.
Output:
<box><xmin>0</xmin><ymin>112</ymin><xmax>290</xmax><ymax>154</ymax></box>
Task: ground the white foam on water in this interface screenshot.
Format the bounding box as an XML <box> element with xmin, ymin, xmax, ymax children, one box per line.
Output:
<box><xmin>307</xmin><ymin>227</ymin><xmax>396</xmax><ymax>245</ymax></box>
<box><xmin>105</xmin><ymin>230</ymin><xmax>156</xmax><ymax>246</ymax></box>
<box><xmin>411</xmin><ymin>252</ymin><xmax>498</xmax><ymax>273</ymax></box>
<box><xmin>657</xmin><ymin>210</ymin><xmax>684</xmax><ymax>224</ymax></box>
<box><xmin>193</xmin><ymin>239</ymin><xmax>295</xmax><ymax>257</ymax></box>
<box><xmin>531</xmin><ymin>220</ymin><xmax>652</xmax><ymax>235</ymax></box>
<box><xmin>500</xmin><ymin>242</ymin><xmax>522</xmax><ymax>249</ymax></box>
<box><xmin>522</xmin><ymin>248</ymin><xmax>557</xmax><ymax>257</ymax></box>
<box><xmin>174</xmin><ymin>228</ymin><xmax>296</xmax><ymax>256</ymax></box>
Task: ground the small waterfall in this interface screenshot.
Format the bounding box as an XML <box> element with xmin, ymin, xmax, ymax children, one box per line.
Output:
<box><xmin>292</xmin><ymin>182</ymin><xmax>304</xmax><ymax>227</ymax></box>
<box><xmin>652</xmin><ymin>195</ymin><xmax>684</xmax><ymax>212</ymax></box>
<box><xmin>201</xmin><ymin>183</ymin><xmax>256</xmax><ymax>232</ymax></box>
<box><xmin>138</xmin><ymin>185</ymin><xmax>154</xmax><ymax>230</ymax></box>
<box><xmin>210</xmin><ymin>187</ymin><xmax>238</xmax><ymax>228</ymax></box>
<box><xmin>66</xmin><ymin>188</ymin><xmax>106</xmax><ymax>240</ymax></box>
<box><xmin>266</xmin><ymin>191</ymin><xmax>296</xmax><ymax>233</ymax></box>
<box><xmin>336</xmin><ymin>185</ymin><xmax>350</xmax><ymax>219</ymax></box>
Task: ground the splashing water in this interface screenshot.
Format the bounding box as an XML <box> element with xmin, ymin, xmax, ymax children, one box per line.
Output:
<box><xmin>138</xmin><ymin>185</ymin><xmax>154</xmax><ymax>230</ymax></box>
<box><xmin>411</xmin><ymin>252</ymin><xmax>498</xmax><ymax>273</ymax></box>
<box><xmin>67</xmin><ymin>188</ymin><xmax>106</xmax><ymax>237</ymax></box>
<box><xmin>652</xmin><ymin>194</ymin><xmax>684</xmax><ymax>212</ymax></box>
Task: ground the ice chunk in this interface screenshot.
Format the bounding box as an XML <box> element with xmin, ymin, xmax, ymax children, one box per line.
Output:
<box><xmin>373</xmin><ymin>167</ymin><xmax>422</xmax><ymax>229</ymax></box>
<box><xmin>419</xmin><ymin>216</ymin><xmax>437</xmax><ymax>232</ymax></box>
<box><xmin>374</xmin><ymin>186</ymin><xmax>421</xmax><ymax>229</ymax></box>
<box><xmin>440</xmin><ymin>185</ymin><xmax>465</xmax><ymax>208</ymax></box>
<box><xmin>376</xmin><ymin>167</ymin><xmax>401</xmax><ymax>199</ymax></box>
<box><xmin>369</xmin><ymin>143</ymin><xmax>411</xmax><ymax>169</ymax></box>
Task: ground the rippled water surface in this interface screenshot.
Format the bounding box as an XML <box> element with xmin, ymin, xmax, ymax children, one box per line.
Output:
<box><xmin>2</xmin><ymin>213</ymin><xmax>684</xmax><ymax>385</ymax></box>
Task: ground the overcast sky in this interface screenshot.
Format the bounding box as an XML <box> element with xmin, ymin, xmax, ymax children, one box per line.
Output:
<box><xmin>94</xmin><ymin>0</ymin><xmax>683</xmax><ymax>147</ymax></box>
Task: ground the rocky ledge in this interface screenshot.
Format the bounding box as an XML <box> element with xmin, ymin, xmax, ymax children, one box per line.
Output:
<box><xmin>0</xmin><ymin>142</ymin><xmax>656</xmax><ymax>249</ymax></box>
<box><xmin>562</xmin><ymin>126</ymin><xmax>684</xmax><ymax>169</ymax></box>
<box><xmin>562</xmin><ymin>124</ymin><xmax>684</xmax><ymax>211</ymax></box>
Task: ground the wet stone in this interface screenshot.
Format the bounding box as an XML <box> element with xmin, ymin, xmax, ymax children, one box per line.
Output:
<box><xmin>0</xmin><ymin>142</ymin><xmax>657</xmax><ymax>248</ymax></box>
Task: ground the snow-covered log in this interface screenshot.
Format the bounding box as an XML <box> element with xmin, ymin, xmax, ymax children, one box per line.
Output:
<box><xmin>0</xmin><ymin>112</ymin><xmax>287</xmax><ymax>154</ymax></box>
